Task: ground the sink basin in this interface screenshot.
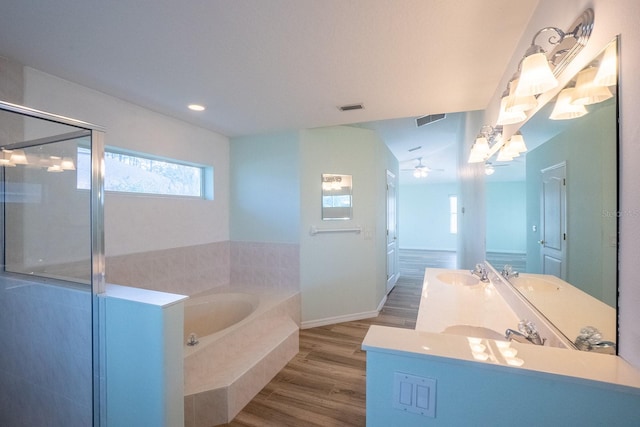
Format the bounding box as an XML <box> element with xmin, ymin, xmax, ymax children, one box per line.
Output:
<box><xmin>436</xmin><ymin>272</ymin><xmax>480</xmax><ymax>286</ymax></box>
<box><xmin>511</xmin><ymin>277</ymin><xmax>560</xmax><ymax>293</ymax></box>
<box><xmin>441</xmin><ymin>324</ymin><xmax>505</xmax><ymax>340</ymax></box>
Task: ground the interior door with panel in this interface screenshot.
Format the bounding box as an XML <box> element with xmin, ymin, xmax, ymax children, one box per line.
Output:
<box><xmin>540</xmin><ymin>162</ymin><xmax>567</xmax><ymax>279</ymax></box>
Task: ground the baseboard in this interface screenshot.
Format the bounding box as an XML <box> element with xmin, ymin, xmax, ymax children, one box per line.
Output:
<box><xmin>301</xmin><ymin>293</ymin><xmax>389</xmax><ymax>329</ymax></box>
<box><xmin>301</xmin><ymin>310</ymin><xmax>380</xmax><ymax>329</ymax></box>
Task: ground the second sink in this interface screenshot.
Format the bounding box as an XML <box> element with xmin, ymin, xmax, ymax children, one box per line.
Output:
<box><xmin>436</xmin><ymin>272</ymin><xmax>480</xmax><ymax>286</ymax></box>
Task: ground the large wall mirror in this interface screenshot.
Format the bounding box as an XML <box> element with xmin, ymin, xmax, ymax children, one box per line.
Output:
<box><xmin>491</xmin><ymin>37</ymin><xmax>619</xmax><ymax>348</ymax></box>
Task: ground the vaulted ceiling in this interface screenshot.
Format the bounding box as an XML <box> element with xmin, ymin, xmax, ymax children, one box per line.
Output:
<box><xmin>0</xmin><ymin>0</ymin><xmax>538</xmax><ymax>180</ymax></box>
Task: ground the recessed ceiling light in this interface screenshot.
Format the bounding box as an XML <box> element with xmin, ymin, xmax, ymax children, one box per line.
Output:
<box><xmin>188</xmin><ymin>104</ymin><xmax>206</xmax><ymax>111</ymax></box>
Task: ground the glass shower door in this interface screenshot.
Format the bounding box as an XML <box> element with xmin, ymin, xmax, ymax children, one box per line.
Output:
<box><xmin>0</xmin><ymin>102</ymin><xmax>105</xmax><ymax>427</ymax></box>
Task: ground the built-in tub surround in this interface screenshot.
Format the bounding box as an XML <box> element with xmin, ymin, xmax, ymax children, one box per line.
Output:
<box><xmin>106</xmin><ymin>241</ymin><xmax>231</xmax><ymax>295</ymax></box>
<box><xmin>184</xmin><ymin>288</ymin><xmax>300</xmax><ymax>427</ymax></box>
<box><xmin>105</xmin><ymin>240</ymin><xmax>300</xmax><ymax>296</ymax></box>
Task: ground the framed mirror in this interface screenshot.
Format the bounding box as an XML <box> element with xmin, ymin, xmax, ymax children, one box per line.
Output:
<box><xmin>492</xmin><ymin>37</ymin><xmax>619</xmax><ymax>349</ymax></box>
<box><xmin>321</xmin><ymin>173</ymin><xmax>353</xmax><ymax>220</ymax></box>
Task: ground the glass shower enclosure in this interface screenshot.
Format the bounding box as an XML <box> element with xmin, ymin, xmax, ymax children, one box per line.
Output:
<box><xmin>0</xmin><ymin>101</ymin><xmax>105</xmax><ymax>426</ymax></box>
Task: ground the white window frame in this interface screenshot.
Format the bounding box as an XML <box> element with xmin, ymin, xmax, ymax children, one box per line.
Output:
<box><xmin>77</xmin><ymin>146</ymin><xmax>213</xmax><ymax>199</ymax></box>
<box><xmin>449</xmin><ymin>195</ymin><xmax>458</xmax><ymax>234</ymax></box>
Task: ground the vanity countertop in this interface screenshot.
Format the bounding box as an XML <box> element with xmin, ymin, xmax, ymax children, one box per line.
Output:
<box><xmin>363</xmin><ymin>324</ymin><xmax>640</xmax><ymax>393</ymax></box>
<box><xmin>415</xmin><ymin>267</ymin><xmax>519</xmax><ymax>338</ymax></box>
<box><xmin>362</xmin><ymin>268</ymin><xmax>640</xmax><ymax>394</ymax></box>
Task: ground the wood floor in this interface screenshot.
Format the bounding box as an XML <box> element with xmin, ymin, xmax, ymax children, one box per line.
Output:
<box><xmin>221</xmin><ymin>249</ymin><xmax>490</xmax><ymax>426</ymax></box>
<box><xmin>221</xmin><ymin>275</ymin><xmax>423</xmax><ymax>427</ymax></box>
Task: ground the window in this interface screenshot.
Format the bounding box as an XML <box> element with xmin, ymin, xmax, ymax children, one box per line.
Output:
<box><xmin>449</xmin><ymin>195</ymin><xmax>458</xmax><ymax>234</ymax></box>
<box><xmin>77</xmin><ymin>147</ymin><xmax>213</xmax><ymax>199</ymax></box>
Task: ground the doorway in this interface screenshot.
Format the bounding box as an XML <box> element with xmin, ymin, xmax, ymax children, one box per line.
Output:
<box><xmin>386</xmin><ymin>170</ymin><xmax>398</xmax><ymax>293</ymax></box>
<box><xmin>539</xmin><ymin>162</ymin><xmax>567</xmax><ymax>279</ymax></box>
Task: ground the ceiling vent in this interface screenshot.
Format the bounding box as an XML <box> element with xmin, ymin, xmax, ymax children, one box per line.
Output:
<box><xmin>416</xmin><ymin>113</ymin><xmax>446</xmax><ymax>127</ymax></box>
<box><xmin>338</xmin><ymin>103</ymin><xmax>364</xmax><ymax>112</ymax></box>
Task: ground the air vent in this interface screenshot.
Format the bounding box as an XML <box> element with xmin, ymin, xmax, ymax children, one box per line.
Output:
<box><xmin>339</xmin><ymin>103</ymin><xmax>364</xmax><ymax>112</ymax></box>
<box><xmin>416</xmin><ymin>113</ymin><xmax>446</xmax><ymax>127</ymax></box>
<box><xmin>408</xmin><ymin>146</ymin><xmax>422</xmax><ymax>152</ymax></box>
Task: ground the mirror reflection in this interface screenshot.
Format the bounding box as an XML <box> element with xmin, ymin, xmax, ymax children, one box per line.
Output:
<box><xmin>494</xmin><ymin>37</ymin><xmax>618</xmax><ymax>348</ymax></box>
<box><xmin>321</xmin><ymin>173</ymin><xmax>353</xmax><ymax>220</ymax></box>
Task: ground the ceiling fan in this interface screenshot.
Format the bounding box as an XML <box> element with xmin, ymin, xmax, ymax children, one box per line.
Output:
<box><xmin>401</xmin><ymin>157</ymin><xmax>443</xmax><ymax>178</ymax></box>
<box><xmin>484</xmin><ymin>161</ymin><xmax>509</xmax><ymax>176</ymax></box>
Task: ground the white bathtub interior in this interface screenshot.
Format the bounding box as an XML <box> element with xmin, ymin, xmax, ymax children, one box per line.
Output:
<box><xmin>183</xmin><ymin>288</ymin><xmax>300</xmax><ymax>427</ymax></box>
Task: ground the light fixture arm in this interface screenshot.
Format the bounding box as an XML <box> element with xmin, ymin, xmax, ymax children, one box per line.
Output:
<box><xmin>529</xmin><ymin>26</ymin><xmax>567</xmax><ymax>50</ymax></box>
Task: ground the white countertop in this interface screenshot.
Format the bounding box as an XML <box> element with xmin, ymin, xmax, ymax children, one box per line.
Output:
<box><xmin>363</xmin><ymin>325</ymin><xmax>640</xmax><ymax>393</ymax></box>
<box><xmin>415</xmin><ymin>268</ymin><xmax>520</xmax><ymax>338</ymax></box>
<box><xmin>103</xmin><ymin>283</ymin><xmax>188</xmax><ymax>307</ymax></box>
<box><xmin>509</xmin><ymin>272</ymin><xmax>616</xmax><ymax>343</ymax></box>
<box><xmin>362</xmin><ymin>267</ymin><xmax>640</xmax><ymax>393</ymax></box>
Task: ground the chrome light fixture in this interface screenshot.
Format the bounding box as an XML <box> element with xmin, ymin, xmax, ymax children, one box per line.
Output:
<box><xmin>571</xmin><ymin>66</ymin><xmax>613</xmax><ymax>106</ymax></box>
<box><xmin>515</xmin><ymin>9</ymin><xmax>594</xmax><ymax>97</ymax></box>
<box><xmin>550</xmin><ymin>87</ymin><xmax>588</xmax><ymax>120</ymax></box>
<box><xmin>505</xmin><ymin>74</ymin><xmax>537</xmax><ymax>113</ymax></box>
<box><xmin>594</xmin><ymin>41</ymin><xmax>617</xmax><ymax>87</ymax></box>
<box><xmin>468</xmin><ymin>126</ymin><xmax>502</xmax><ymax>164</ymax></box>
<box><xmin>507</xmin><ymin>131</ymin><xmax>528</xmax><ymax>154</ymax></box>
<box><xmin>497</xmin><ymin>89</ymin><xmax>527</xmax><ymax>125</ymax></box>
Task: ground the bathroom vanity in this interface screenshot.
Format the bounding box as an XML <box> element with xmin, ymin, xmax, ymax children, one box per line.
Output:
<box><xmin>362</xmin><ymin>265</ymin><xmax>640</xmax><ymax>426</ymax></box>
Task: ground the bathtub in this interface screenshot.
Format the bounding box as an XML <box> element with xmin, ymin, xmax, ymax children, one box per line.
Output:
<box><xmin>183</xmin><ymin>289</ymin><xmax>300</xmax><ymax>427</ymax></box>
<box><xmin>183</xmin><ymin>292</ymin><xmax>259</xmax><ymax>353</ymax></box>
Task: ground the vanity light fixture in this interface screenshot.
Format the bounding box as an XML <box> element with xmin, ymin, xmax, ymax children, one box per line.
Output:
<box><xmin>571</xmin><ymin>66</ymin><xmax>613</xmax><ymax>106</ymax></box>
<box><xmin>515</xmin><ymin>9</ymin><xmax>594</xmax><ymax>97</ymax></box>
<box><xmin>60</xmin><ymin>157</ymin><xmax>76</xmax><ymax>171</ymax></box>
<box><xmin>505</xmin><ymin>75</ymin><xmax>537</xmax><ymax>113</ymax></box>
<box><xmin>496</xmin><ymin>144</ymin><xmax>514</xmax><ymax>162</ymax></box>
<box><xmin>507</xmin><ymin>131</ymin><xmax>528</xmax><ymax>154</ymax></box>
<box><xmin>468</xmin><ymin>125</ymin><xmax>502</xmax><ymax>164</ymax></box>
<box><xmin>9</xmin><ymin>149</ymin><xmax>28</xmax><ymax>165</ymax></box>
<box><xmin>594</xmin><ymin>42</ymin><xmax>617</xmax><ymax>87</ymax></box>
<box><xmin>496</xmin><ymin>89</ymin><xmax>527</xmax><ymax>126</ymax></box>
<box><xmin>549</xmin><ymin>87</ymin><xmax>588</xmax><ymax>120</ymax></box>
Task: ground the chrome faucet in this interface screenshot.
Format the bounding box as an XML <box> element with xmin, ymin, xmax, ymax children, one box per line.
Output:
<box><xmin>501</xmin><ymin>264</ymin><xmax>519</xmax><ymax>279</ymax></box>
<box><xmin>505</xmin><ymin>320</ymin><xmax>546</xmax><ymax>345</ymax></box>
<box><xmin>470</xmin><ymin>263</ymin><xmax>490</xmax><ymax>282</ymax></box>
<box><xmin>574</xmin><ymin>326</ymin><xmax>616</xmax><ymax>355</ymax></box>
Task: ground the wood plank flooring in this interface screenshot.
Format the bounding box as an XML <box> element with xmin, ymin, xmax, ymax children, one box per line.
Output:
<box><xmin>221</xmin><ymin>275</ymin><xmax>422</xmax><ymax>427</ymax></box>
<box><xmin>220</xmin><ymin>249</ymin><xmax>525</xmax><ymax>426</ymax></box>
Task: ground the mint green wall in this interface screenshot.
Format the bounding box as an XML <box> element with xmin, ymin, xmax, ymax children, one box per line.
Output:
<box><xmin>486</xmin><ymin>181</ymin><xmax>527</xmax><ymax>253</ymax></box>
<box><xmin>230</xmin><ymin>132</ymin><xmax>300</xmax><ymax>243</ymax></box>
<box><xmin>366</xmin><ymin>350</ymin><xmax>640</xmax><ymax>426</ymax></box>
<box><xmin>230</xmin><ymin>126</ymin><xmax>398</xmax><ymax>325</ymax></box>
<box><xmin>525</xmin><ymin>100</ymin><xmax>617</xmax><ymax>306</ymax></box>
<box><xmin>398</xmin><ymin>183</ymin><xmax>457</xmax><ymax>250</ymax></box>
<box><xmin>299</xmin><ymin>126</ymin><xmax>398</xmax><ymax>325</ymax></box>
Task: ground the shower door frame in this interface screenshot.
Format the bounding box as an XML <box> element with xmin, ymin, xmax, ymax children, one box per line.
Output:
<box><xmin>0</xmin><ymin>100</ymin><xmax>106</xmax><ymax>426</ymax></box>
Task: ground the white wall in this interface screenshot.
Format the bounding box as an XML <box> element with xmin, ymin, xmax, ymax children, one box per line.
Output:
<box><xmin>457</xmin><ymin>110</ymin><xmax>486</xmax><ymax>269</ymax></box>
<box><xmin>485</xmin><ymin>0</ymin><xmax>640</xmax><ymax>368</ymax></box>
<box><xmin>398</xmin><ymin>182</ymin><xmax>457</xmax><ymax>251</ymax></box>
<box><xmin>22</xmin><ymin>68</ymin><xmax>230</xmax><ymax>257</ymax></box>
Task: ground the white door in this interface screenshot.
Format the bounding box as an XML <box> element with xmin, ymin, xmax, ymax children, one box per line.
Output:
<box><xmin>540</xmin><ymin>162</ymin><xmax>567</xmax><ymax>279</ymax></box>
<box><xmin>386</xmin><ymin>170</ymin><xmax>399</xmax><ymax>293</ymax></box>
